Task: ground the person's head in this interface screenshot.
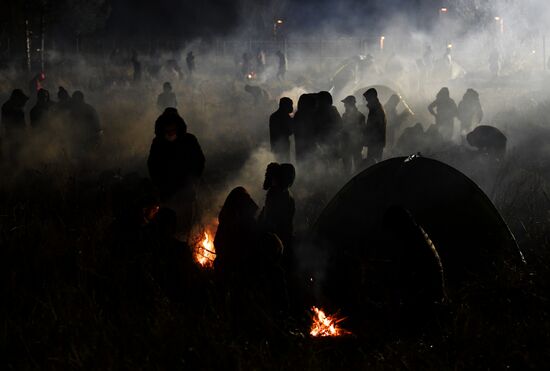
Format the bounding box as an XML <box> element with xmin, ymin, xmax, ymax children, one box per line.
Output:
<box><xmin>163</xmin><ymin>82</ymin><xmax>172</xmax><ymax>92</ymax></box>
<box><xmin>463</xmin><ymin>88</ymin><xmax>479</xmax><ymax>101</ymax></box>
<box><xmin>36</xmin><ymin>89</ymin><xmax>50</xmax><ymax>103</ymax></box>
<box><xmin>10</xmin><ymin>89</ymin><xmax>29</xmax><ymax>107</ymax></box>
<box><xmin>58</xmin><ymin>86</ymin><xmax>69</xmax><ymax>101</ymax></box>
<box><xmin>72</xmin><ymin>90</ymin><xmax>85</xmax><ymax>103</ymax></box>
<box><xmin>263</xmin><ymin>162</ymin><xmax>282</xmax><ymax>190</ymax></box>
<box><xmin>341</xmin><ymin>95</ymin><xmax>357</xmax><ymax>111</ymax></box>
<box><xmin>155</xmin><ymin>109</ymin><xmax>187</xmax><ymax>140</ymax></box>
<box><xmin>317</xmin><ymin>91</ymin><xmax>333</xmax><ymax>107</ymax></box>
<box><xmin>363</xmin><ymin>88</ymin><xmax>378</xmax><ymax>104</ymax></box>
<box><xmin>280</xmin><ymin>163</ymin><xmax>296</xmax><ymax>189</ymax></box>
<box><xmin>279</xmin><ymin>97</ymin><xmax>293</xmax><ymax>113</ymax></box>
<box><xmin>219</xmin><ymin>186</ymin><xmax>259</xmax><ymax>223</ymax></box>
<box><xmin>386</xmin><ymin>94</ymin><xmax>401</xmax><ymax>108</ymax></box>
<box><xmin>436</xmin><ymin>87</ymin><xmax>450</xmax><ymax>100</ymax></box>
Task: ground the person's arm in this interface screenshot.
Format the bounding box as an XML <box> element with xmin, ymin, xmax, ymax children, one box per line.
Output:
<box><xmin>428</xmin><ymin>101</ymin><xmax>437</xmax><ymax>116</ymax></box>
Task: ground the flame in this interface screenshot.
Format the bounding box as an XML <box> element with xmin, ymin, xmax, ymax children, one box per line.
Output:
<box><xmin>194</xmin><ymin>231</ymin><xmax>216</xmax><ymax>268</ymax></box>
<box><xmin>309</xmin><ymin>306</ymin><xmax>350</xmax><ymax>337</ymax></box>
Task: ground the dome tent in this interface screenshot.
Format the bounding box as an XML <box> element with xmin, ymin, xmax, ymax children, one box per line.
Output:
<box><xmin>309</xmin><ymin>156</ymin><xmax>523</xmax><ymax>326</ymax></box>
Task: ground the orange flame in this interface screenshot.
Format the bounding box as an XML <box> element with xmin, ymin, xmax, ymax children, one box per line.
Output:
<box><xmin>310</xmin><ymin>306</ymin><xmax>350</xmax><ymax>337</ymax></box>
<box><xmin>194</xmin><ymin>231</ymin><xmax>216</xmax><ymax>268</ymax></box>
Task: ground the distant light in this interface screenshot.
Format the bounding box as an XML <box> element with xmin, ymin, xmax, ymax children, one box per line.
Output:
<box><xmin>532</xmin><ymin>50</ymin><xmax>537</xmax><ymax>54</ymax></box>
<box><xmin>447</xmin><ymin>43</ymin><xmax>453</xmax><ymax>49</ymax></box>
<box><xmin>440</xmin><ymin>7</ymin><xmax>448</xmax><ymax>13</ymax></box>
<box><xmin>276</xmin><ymin>19</ymin><xmax>284</xmax><ymax>24</ymax></box>
<box><xmin>494</xmin><ymin>16</ymin><xmax>501</xmax><ymax>21</ymax></box>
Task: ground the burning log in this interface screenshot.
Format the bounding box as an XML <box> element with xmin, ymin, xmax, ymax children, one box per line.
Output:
<box><xmin>309</xmin><ymin>306</ymin><xmax>350</xmax><ymax>337</ymax></box>
<box><xmin>193</xmin><ymin>230</ymin><xmax>216</xmax><ymax>268</ymax></box>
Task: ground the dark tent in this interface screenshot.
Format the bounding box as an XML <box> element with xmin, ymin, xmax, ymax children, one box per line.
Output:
<box><xmin>309</xmin><ymin>156</ymin><xmax>524</xmax><ymax>327</ymax></box>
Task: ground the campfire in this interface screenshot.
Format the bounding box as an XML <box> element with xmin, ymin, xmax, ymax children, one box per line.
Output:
<box><xmin>193</xmin><ymin>230</ymin><xmax>216</xmax><ymax>268</ymax></box>
<box><xmin>310</xmin><ymin>306</ymin><xmax>350</xmax><ymax>337</ymax></box>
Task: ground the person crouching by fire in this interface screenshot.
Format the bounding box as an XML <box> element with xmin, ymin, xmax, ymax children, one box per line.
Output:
<box><xmin>258</xmin><ymin>163</ymin><xmax>296</xmax><ymax>270</ymax></box>
<box><xmin>147</xmin><ymin>108</ymin><xmax>205</xmax><ymax>241</ymax></box>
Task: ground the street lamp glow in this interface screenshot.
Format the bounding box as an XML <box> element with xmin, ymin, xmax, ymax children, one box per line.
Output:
<box><xmin>380</xmin><ymin>36</ymin><xmax>385</xmax><ymax>50</ymax></box>
<box><xmin>440</xmin><ymin>7</ymin><xmax>448</xmax><ymax>13</ymax></box>
<box><xmin>276</xmin><ymin>19</ymin><xmax>284</xmax><ymax>25</ymax></box>
<box><xmin>494</xmin><ymin>16</ymin><xmax>500</xmax><ymax>21</ymax></box>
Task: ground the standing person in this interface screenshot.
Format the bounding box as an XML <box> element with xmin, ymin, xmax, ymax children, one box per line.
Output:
<box><xmin>131</xmin><ymin>50</ymin><xmax>142</xmax><ymax>83</ymax></box>
<box><xmin>147</xmin><ymin>109</ymin><xmax>205</xmax><ymax>239</ymax></box>
<box><xmin>258</xmin><ymin>162</ymin><xmax>296</xmax><ymax>266</ymax></box>
<box><xmin>384</xmin><ymin>94</ymin><xmax>410</xmax><ymax>148</ymax></box>
<box><xmin>69</xmin><ymin>91</ymin><xmax>102</xmax><ymax>159</ymax></box>
<box><xmin>30</xmin><ymin>89</ymin><xmax>54</xmax><ymax>129</ymax></box>
<box><xmin>276</xmin><ymin>50</ymin><xmax>287</xmax><ymax>81</ymax></box>
<box><xmin>241</xmin><ymin>52</ymin><xmax>252</xmax><ymax>79</ymax></box>
<box><xmin>341</xmin><ymin>95</ymin><xmax>366</xmax><ymax>173</ymax></box>
<box><xmin>186</xmin><ymin>51</ymin><xmax>195</xmax><ymax>77</ymax></box>
<box><xmin>363</xmin><ymin>88</ymin><xmax>387</xmax><ymax>165</ymax></box>
<box><xmin>157</xmin><ymin>82</ymin><xmax>177</xmax><ymax>111</ymax></box>
<box><xmin>428</xmin><ymin>87</ymin><xmax>458</xmax><ymax>140</ymax></box>
<box><xmin>458</xmin><ymin>89</ymin><xmax>483</xmax><ymax>135</ymax></box>
<box><xmin>293</xmin><ymin>93</ymin><xmax>317</xmax><ymax>162</ymax></box>
<box><xmin>1</xmin><ymin>89</ymin><xmax>29</xmax><ymax>165</ymax></box>
<box><xmin>256</xmin><ymin>49</ymin><xmax>266</xmax><ymax>78</ymax></box>
<box><xmin>489</xmin><ymin>49</ymin><xmax>500</xmax><ymax>78</ymax></box>
<box><xmin>314</xmin><ymin>91</ymin><xmax>342</xmax><ymax>163</ymax></box>
<box><xmin>269</xmin><ymin>97</ymin><xmax>293</xmax><ymax>162</ymax></box>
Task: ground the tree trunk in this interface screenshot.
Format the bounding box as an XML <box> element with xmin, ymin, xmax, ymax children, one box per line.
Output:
<box><xmin>25</xmin><ymin>19</ymin><xmax>31</xmax><ymax>73</ymax></box>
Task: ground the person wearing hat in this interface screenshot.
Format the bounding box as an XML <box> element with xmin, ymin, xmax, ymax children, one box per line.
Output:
<box><xmin>341</xmin><ymin>95</ymin><xmax>366</xmax><ymax>173</ymax></box>
<box><xmin>363</xmin><ymin>88</ymin><xmax>387</xmax><ymax>166</ymax></box>
<box><xmin>1</xmin><ymin>89</ymin><xmax>29</xmax><ymax>164</ymax></box>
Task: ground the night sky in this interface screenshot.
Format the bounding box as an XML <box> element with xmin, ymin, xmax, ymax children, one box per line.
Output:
<box><xmin>106</xmin><ymin>0</ymin><xmax>442</xmax><ymax>40</ymax></box>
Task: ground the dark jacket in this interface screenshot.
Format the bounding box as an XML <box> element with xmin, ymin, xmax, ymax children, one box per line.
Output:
<box><xmin>366</xmin><ymin>100</ymin><xmax>387</xmax><ymax>148</ymax></box>
<box><xmin>269</xmin><ymin>109</ymin><xmax>293</xmax><ymax>157</ymax></box>
<box><xmin>147</xmin><ymin>133</ymin><xmax>205</xmax><ymax>199</ymax></box>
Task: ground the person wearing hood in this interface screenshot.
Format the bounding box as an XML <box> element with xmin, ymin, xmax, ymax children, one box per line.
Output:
<box><xmin>30</xmin><ymin>89</ymin><xmax>54</xmax><ymax>129</ymax></box>
<box><xmin>363</xmin><ymin>88</ymin><xmax>387</xmax><ymax>165</ymax></box>
<box><xmin>269</xmin><ymin>97</ymin><xmax>293</xmax><ymax>162</ymax></box>
<box><xmin>1</xmin><ymin>89</ymin><xmax>29</xmax><ymax>164</ymax></box>
<box><xmin>341</xmin><ymin>95</ymin><xmax>366</xmax><ymax>173</ymax></box>
<box><xmin>428</xmin><ymin>87</ymin><xmax>457</xmax><ymax>140</ymax></box>
<box><xmin>458</xmin><ymin>89</ymin><xmax>483</xmax><ymax>135</ymax></box>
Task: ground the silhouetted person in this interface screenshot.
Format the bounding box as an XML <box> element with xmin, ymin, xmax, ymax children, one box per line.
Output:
<box><xmin>29</xmin><ymin>72</ymin><xmax>45</xmax><ymax>95</ymax></box>
<box><xmin>30</xmin><ymin>89</ymin><xmax>54</xmax><ymax>129</ymax></box>
<box><xmin>466</xmin><ymin>125</ymin><xmax>507</xmax><ymax>160</ymax></box>
<box><xmin>341</xmin><ymin>95</ymin><xmax>366</xmax><ymax>173</ymax></box>
<box><xmin>269</xmin><ymin>97</ymin><xmax>293</xmax><ymax>162</ymax></box>
<box><xmin>214</xmin><ymin>186</ymin><xmax>259</xmax><ymax>280</ymax></box>
<box><xmin>244</xmin><ymin>84</ymin><xmax>269</xmax><ymax>105</ymax></box>
<box><xmin>428</xmin><ymin>87</ymin><xmax>457</xmax><ymax>140</ymax></box>
<box><xmin>241</xmin><ymin>52</ymin><xmax>252</xmax><ymax>79</ymax></box>
<box><xmin>147</xmin><ymin>109</ymin><xmax>205</xmax><ymax>238</ymax></box>
<box><xmin>69</xmin><ymin>91</ymin><xmax>102</xmax><ymax>158</ymax></box>
<box><xmin>276</xmin><ymin>50</ymin><xmax>287</xmax><ymax>80</ymax></box>
<box><xmin>131</xmin><ymin>50</ymin><xmax>142</xmax><ymax>82</ymax></box>
<box><xmin>384</xmin><ymin>94</ymin><xmax>410</xmax><ymax>148</ymax></box>
<box><xmin>458</xmin><ymin>89</ymin><xmax>483</xmax><ymax>135</ymax></box>
<box><xmin>152</xmin><ymin>207</ymin><xmax>197</xmax><ymax>301</ymax></box>
<box><xmin>315</xmin><ymin>91</ymin><xmax>342</xmax><ymax>161</ymax></box>
<box><xmin>363</xmin><ymin>88</ymin><xmax>387</xmax><ymax>165</ymax></box>
<box><xmin>258</xmin><ymin>163</ymin><xmax>295</xmax><ymax>268</ymax></box>
<box><xmin>256</xmin><ymin>49</ymin><xmax>266</xmax><ymax>77</ymax></box>
<box><xmin>1</xmin><ymin>89</ymin><xmax>29</xmax><ymax>164</ymax></box>
<box><xmin>186</xmin><ymin>51</ymin><xmax>195</xmax><ymax>77</ymax></box>
<box><xmin>396</xmin><ymin>123</ymin><xmax>426</xmax><ymax>155</ymax></box>
<box><xmin>489</xmin><ymin>49</ymin><xmax>500</xmax><ymax>78</ymax></box>
<box><xmin>57</xmin><ymin>86</ymin><xmax>70</xmax><ymax>105</ymax></box>
<box><xmin>157</xmin><ymin>82</ymin><xmax>177</xmax><ymax>111</ymax></box>
<box><xmin>293</xmin><ymin>93</ymin><xmax>317</xmax><ymax>162</ymax></box>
